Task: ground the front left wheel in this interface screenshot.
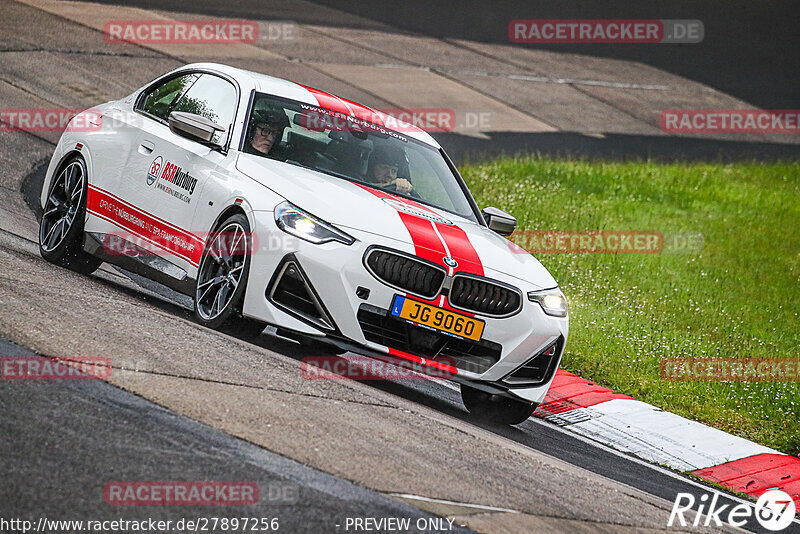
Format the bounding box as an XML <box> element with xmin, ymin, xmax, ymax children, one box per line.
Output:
<box><xmin>39</xmin><ymin>155</ymin><xmax>102</xmax><ymax>275</ymax></box>
<box><xmin>194</xmin><ymin>213</ymin><xmax>264</xmax><ymax>338</ymax></box>
<box><xmin>461</xmin><ymin>384</ymin><xmax>538</xmax><ymax>425</ymax></box>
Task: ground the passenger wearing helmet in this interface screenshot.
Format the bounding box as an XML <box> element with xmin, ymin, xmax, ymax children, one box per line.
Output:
<box><xmin>366</xmin><ymin>145</ymin><xmax>414</xmax><ymax>195</ymax></box>
<box><xmin>245</xmin><ymin>105</ymin><xmax>289</xmax><ymax>159</ymax></box>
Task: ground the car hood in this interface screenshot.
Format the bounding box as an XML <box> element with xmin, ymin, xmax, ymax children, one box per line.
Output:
<box><xmin>237</xmin><ymin>154</ymin><xmax>557</xmax><ymax>289</ymax></box>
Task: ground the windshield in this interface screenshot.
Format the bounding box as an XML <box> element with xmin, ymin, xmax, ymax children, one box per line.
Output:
<box><xmin>241</xmin><ymin>92</ymin><xmax>477</xmax><ymax>221</ymax></box>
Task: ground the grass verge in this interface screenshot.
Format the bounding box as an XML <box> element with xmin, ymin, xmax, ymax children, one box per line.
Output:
<box><xmin>461</xmin><ymin>156</ymin><xmax>800</xmax><ymax>455</ymax></box>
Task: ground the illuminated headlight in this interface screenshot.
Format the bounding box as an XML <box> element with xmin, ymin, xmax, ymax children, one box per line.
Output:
<box><xmin>275</xmin><ymin>201</ymin><xmax>355</xmax><ymax>245</ymax></box>
<box><xmin>528</xmin><ymin>287</ymin><xmax>568</xmax><ymax>317</ymax></box>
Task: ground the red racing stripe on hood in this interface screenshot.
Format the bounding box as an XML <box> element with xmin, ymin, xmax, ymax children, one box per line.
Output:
<box><xmin>355</xmin><ymin>184</ymin><xmax>472</xmax><ymax>313</ymax></box>
<box><xmin>435</xmin><ymin>222</ymin><xmax>485</xmax><ymax>277</ymax></box>
<box><xmin>354</xmin><ymin>184</ymin><xmax>444</xmax><ymax>264</ymax></box>
<box><xmin>370</xmin><ymin>186</ymin><xmax>486</xmax><ymax>277</ymax></box>
<box><xmin>398</xmin><ymin>214</ymin><xmax>467</xmax><ymax>312</ymax></box>
<box><xmin>397</xmin><ymin>212</ymin><xmax>446</xmax><ymax>262</ymax></box>
<box><xmin>380</xmin><ymin>190</ymin><xmax>486</xmax><ymax>276</ymax></box>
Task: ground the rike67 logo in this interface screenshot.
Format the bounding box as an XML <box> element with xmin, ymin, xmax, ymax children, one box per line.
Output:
<box><xmin>669</xmin><ymin>490</ymin><xmax>796</xmax><ymax>531</ymax></box>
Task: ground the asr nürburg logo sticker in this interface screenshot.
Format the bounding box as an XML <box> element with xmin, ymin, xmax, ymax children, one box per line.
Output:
<box><xmin>147</xmin><ymin>156</ymin><xmax>162</xmax><ymax>186</ymax></box>
<box><xmin>146</xmin><ymin>155</ymin><xmax>197</xmax><ymax>204</ymax></box>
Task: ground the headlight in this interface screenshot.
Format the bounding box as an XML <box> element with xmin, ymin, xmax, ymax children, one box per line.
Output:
<box><xmin>528</xmin><ymin>287</ymin><xmax>568</xmax><ymax>317</ymax></box>
<box><xmin>274</xmin><ymin>201</ymin><xmax>355</xmax><ymax>245</ymax></box>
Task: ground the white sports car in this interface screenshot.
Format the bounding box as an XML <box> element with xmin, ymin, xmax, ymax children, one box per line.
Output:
<box><xmin>39</xmin><ymin>62</ymin><xmax>568</xmax><ymax>424</ymax></box>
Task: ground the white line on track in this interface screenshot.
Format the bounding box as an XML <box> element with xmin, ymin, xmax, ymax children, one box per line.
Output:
<box><xmin>373</xmin><ymin>63</ymin><xmax>670</xmax><ymax>90</ymax></box>
<box><xmin>390</xmin><ymin>493</ymin><xmax>520</xmax><ymax>514</ymax></box>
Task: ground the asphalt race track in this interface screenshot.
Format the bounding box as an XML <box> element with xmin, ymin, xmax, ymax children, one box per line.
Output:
<box><xmin>0</xmin><ymin>340</ymin><xmax>470</xmax><ymax>533</ymax></box>
<box><xmin>1</xmin><ymin>1</ymin><xmax>799</xmax><ymax>533</ymax></box>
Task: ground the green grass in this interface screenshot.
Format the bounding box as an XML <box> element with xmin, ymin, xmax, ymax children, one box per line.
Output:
<box><xmin>461</xmin><ymin>156</ymin><xmax>800</xmax><ymax>455</ymax></box>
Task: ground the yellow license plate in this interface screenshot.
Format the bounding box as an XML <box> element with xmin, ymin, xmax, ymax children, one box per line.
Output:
<box><xmin>390</xmin><ymin>295</ymin><xmax>484</xmax><ymax>341</ymax></box>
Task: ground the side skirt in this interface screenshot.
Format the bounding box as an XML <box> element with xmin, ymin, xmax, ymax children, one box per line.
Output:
<box><xmin>83</xmin><ymin>232</ymin><xmax>196</xmax><ymax>296</ymax></box>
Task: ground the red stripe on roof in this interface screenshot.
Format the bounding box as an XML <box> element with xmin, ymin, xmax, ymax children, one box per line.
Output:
<box><xmin>336</xmin><ymin>95</ymin><xmax>385</xmax><ymax>125</ymax></box>
<box><xmin>298</xmin><ymin>84</ymin><xmax>345</xmax><ymax>113</ymax></box>
<box><xmin>693</xmin><ymin>454</ymin><xmax>800</xmax><ymax>507</ymax></box>
<box><xmin>297</xmin><ymin>83</ymin><xmax>384</xmax><ymax>126</ymax></box>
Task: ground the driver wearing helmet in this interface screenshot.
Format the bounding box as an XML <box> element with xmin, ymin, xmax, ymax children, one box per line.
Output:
<box><xmin>366</xmin><ymin>145</ymin><xmax>414</xmax><ymax>195</ymax></box>
<box><xmin>245</xmin><ymin>104</ymin><xmax>289</xmax><ymax>159</ymax></box>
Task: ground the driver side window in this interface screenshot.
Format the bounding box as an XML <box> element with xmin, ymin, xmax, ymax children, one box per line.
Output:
<box><xmin>171</xmin><ymin>74</ymin><xmax>237</xmax><ymax>146</ymax></box>
<box><xmin>137</xmin><ymin>73</ymin><xmax>198</xmax><ymax>121</ymax></box>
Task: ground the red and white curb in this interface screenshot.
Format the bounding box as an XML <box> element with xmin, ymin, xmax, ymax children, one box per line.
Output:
<box><xmin>534</xmin><ymin>370</ymin><xmax>800</xmax><ymax>508</ymax></box>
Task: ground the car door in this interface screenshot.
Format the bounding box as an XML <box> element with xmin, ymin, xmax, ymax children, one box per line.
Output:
<box><xmin>120</xmin><ymin>72</ymin><xmax>239</xmax><ymax>272</ymax></box>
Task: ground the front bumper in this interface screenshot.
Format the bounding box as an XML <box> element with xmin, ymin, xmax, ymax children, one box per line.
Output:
<box><xmin>242</xmin><ymin>214</ymin><xmax>569</xmax><ymax>405</ymax></box>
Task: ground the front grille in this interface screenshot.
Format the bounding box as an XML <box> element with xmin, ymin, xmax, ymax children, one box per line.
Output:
<box><xmin>357</xmin><ymin>304</ymin><xmax>501</xmax><ymax>374</ymax></box>
<box><xmin>365</xmin><ymin>248</ymin><xmax>445</xmax><ymax>299</ymax></box>
<box><xmin>502</xmin><ymin>337</ymin><xmax>562</xmax><ymax>386</ymax></box>
<box><xmin>449</xmin><ymin>275</ymin><xmax>522</xmax><ymax>317</ymax></box>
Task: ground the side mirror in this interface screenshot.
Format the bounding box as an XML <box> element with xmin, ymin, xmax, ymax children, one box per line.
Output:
<box><xmin>168</xmin><ymin>111</ymin><xmax>225</xmax><ymax>146</ymax></box>
<box><xmin>482</xmin><ymin>207</ymin><xmax>516</xmax><ymax>236</ymax></box>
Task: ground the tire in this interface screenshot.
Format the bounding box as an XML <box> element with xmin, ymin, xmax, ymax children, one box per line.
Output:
<box><xmin>38</xmin><ymin>155</ymin><xmax>102</xmax><ymax>275</ymax></box>
<box><xmin>220</xmin><ymin>317</ymin><xmax>267</xmax><ymax>340</ymax></box>
<box><xmin>460</xmin><ymin>384</ymin><xmax>537</xmax><ymax>425</ymax></box>
<box><xmin>194</xmin><ymin>213</ymin><xmax>264</xmax><ymax>337</ymax></box>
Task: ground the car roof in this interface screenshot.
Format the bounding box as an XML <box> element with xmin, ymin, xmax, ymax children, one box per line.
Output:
<box><xmin>183</xmin><ymin>62</ymin><xmax>441</xmax><ymax>148</ymax></box>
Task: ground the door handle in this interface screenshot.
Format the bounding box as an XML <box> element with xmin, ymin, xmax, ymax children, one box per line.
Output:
<box><xmin>138</xmin><ymin>141</ymin><xmax>155</xmax><ymax>155</ymax></box>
